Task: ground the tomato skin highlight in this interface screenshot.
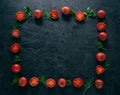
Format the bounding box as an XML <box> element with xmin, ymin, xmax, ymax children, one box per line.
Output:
<box><xmin>29</xmin><ymin>77</ymin><xmax>39</xmax><ymax>87</ymax></box>
<box><xmin>98</xmin><ymin>32</ymin><xmax>108</xmax><ymax>41</ymax></box>
<box><xmin>97</xmin><ymin>22</ymin><xmax>106</xmax><ymax>32</ymax></box>
<box><xmin>58</xmin><ymin>78</ymin><xmax>67</xmax><ymax>88</ymax></box>
<box><xmin>18</xmin><ymin>77</ymin><xmax>28</xmax><ymax>87</ymax></box>
<box><xmin>16</xmin><ymin>11</ymin><xmax>25</xmax><ymax>21</ymax></box>
<box><xmin>11</xmin><ymin>64</ymin><xmax>21</xmax><ymax>73</ymax></box>
<box><xmin>11</xmin><ymin>29</ymin><xmax>20</xmax><ymax>38</ymax></box>
<box><xmin>97</xmin><ymin>10</ymin><xmax>106</xmax><ymax>19</ymax></box>
<box><xmin>61</xmin><ymin>6</ymin><xmax>71</xmax><ymax>15</ymax></box>
<box><xmin>50</xmin><ymin>10</ymin><xmax>59</xmax><ymax>20</ymax></box>
<box><xmin>34</xmin><ymin>9</ymin><xmax>42</xmax><ymax>19</ymax></box>
<box><xmin>75</xmin><ymin>12</ymin><xmax>85</xmax><ymax>22</ymax></box>
<box><xmin>10</xmin><ymin>43</ymin><xmax>20</xmax><ymax>54</ymax></box>
<box><xmin>94</xmin><ymin>79</ymin><xmax>104</xmax><ymax>89</ymax></box>
<box><xmin>96</xmin><ymin>52</ymin><xmax>106</xmax><ymax>62</ymax></box>
<box><xmin>96</xmin><ymin>65</ymin><xmax>105</xmax><ymax>75</ymax></box>
<box><xmin>73</xmin><ymin>78</ymin><xmax>83</xmax><ymax>88</ymax></box>
<box><xmin>46</xmin><ymin>78</ymin><xmax>56</xmax><ymax>88</ymax></box>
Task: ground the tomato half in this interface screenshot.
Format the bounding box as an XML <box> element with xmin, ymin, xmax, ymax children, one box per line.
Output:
<box><xmin>97</xmin><ymin>10</ymin><xmax>106</xmax><ymax>19</ymax></box>
<box><xmin>97</xmin><ymin>22</ymin><xmax>106</xmax><ymax>32</ymax></box>
<box><xmin>96</xmin><ymin>65</ymin><xmax>105</xmax><ymax>75</ymax></box>
<box><xmin>58</xmin><ymin>78</ymin><xmax>67</xmax><ymax>88</ymax></box>
<box><xmin>11</xmin><ymin>29</ymin><xmax>20</xmax><ymax>38</ymax></box>
<box><xmin>11</xmin><ymin>64</ymin><xmax>21</xmax><ymax>73</ymax></box>
<box><xmin>46</xmin><ymin>78</ymin><xmax>56</xmax><ymax>88</ymax></box>
<box><xmin>75</xmin><ymin>12</ymin><xmax>84</xmax><ymax>22</ymax></box>
<box><xmin>61</xmin><ymin>6</ymin><xmax>71</xmax><ymax>15</ymax></box>
<box><xmin>94</xmin><ymin>79</ymin><xmax>104</xmax><ymax>89</ymax></box>
<box><xmin>96</xmin><ymin>52</ymin><xmax>106</xmax><ymax>62</ymax></box>
<box><xmin>18</xmin><ymin>77</ymin><xmax>28</xmax><ymax>87</ymax></box>
<box><xmin>98</xmin><ymin>32</ymin><xmax>108</xmax><ymax>41</ymax></box>
<box><xmin>10</xmin><ymin>43</ymin><xmax>20</xmax><ymax>54</ymax></box>
<box><xmin>16</xmin><ymin>11</ymin><xmax>25</xmax><ymax>21</ymax></box>
<box><xmin>29</xmin><ymin>77</ymin><xmax>39</xmax><ymax>87</ymax></box>
<box><xmin>73</xmin><ymin>78</ymin><xmax>83</xmax><ymax>88</ymax></box>
<box><xmin>34</xmin><ymin>9</ymin><xmax>42</xmax><ymax>19</ymax></box>
<box><xmin>50</xmin><ymin>10</ymin><xmax>59</xmax><ymax>20</ymax></box>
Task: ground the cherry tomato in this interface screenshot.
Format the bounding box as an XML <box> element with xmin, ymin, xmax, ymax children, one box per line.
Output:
<box><xmin>34</xmin><ymin>9</ymin><xmax>42</xmax><ymax>19</ymax></box>
<box><xmin>96</xmin><ymin>52</ymin><xmax>106</xmax><ymax>62</ymax></box>
<box><xmin>58</xmin><ymin>78</ymin><xmax>67</xmax><ymax>88</ymax></box>
<box><xmin>50</xmin><ymin>10</ymin><xmax>59</xmax><ymax>20</ymax></box>
<box><xmin>73</xmin><ymin>78</ymin><xmax>83</xmax><ymax>88</ymax></box>
<box><xmin>11</xmin><ymin>64</ymin><xmax>21</xmax><ymax>73</ymax></box>
<box><xmin>97</xmin><ymin>22</ymin><xmax>106</xmax><ymax>32</ymax></box>
<box><xmin>46</xmin><ymin>78</ymin><xmax>56</xmax><ymax>88</ymax></box>
<box><xmin>98</xmin><ymin>32</ymin><xmax>108</xmax><ymax>41</ymax></box>
<box><xmin>97</xmin><ymin>10</ymin><xmax>106</xmax><ymax>19</ymax></box>
<box><xmin>61</xmin><ymin>6</ymin><xmax>71</xmax><ymax>15</ymax></box>
<box><xmin>29</xmin><ymin>77</ymin><xmax>39</xmax><ymax>87</ymax></box>
<box><xmin>16</xmin><ymin>11</ymin><xmax>25</xmax><ymax>21</ymax></box>
<box><xmin>96</xmin><ymin>65</ymin><xmax>105</xmax><ymax>75</ymax></box>
<box><xmin>18</xmin><ymin>77</ymin><xmax>28</xmax><ymax>87</ymax></box>
<box><xmin>10</xmin><ymin>43</ymin><xmax>20</xmax><ymax>54</ymax></box>
<box><xmin>11</xmin><ymin>29</ymin><xmax>20</xmax><ymax>38</ymax></box>
<box><xmin>94</xmin><ymin>79</ymin><xmax>104</xmax><ymax>89</ymax></box>
<box><xmin>75</xmin><ymin>12</ymin><xmax>84</xmax><ymax>22</ymax></box>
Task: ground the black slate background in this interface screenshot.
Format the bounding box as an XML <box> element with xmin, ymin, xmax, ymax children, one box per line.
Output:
<box><xmin>0</xmin><ymin>0</ymin><xmax>120</xmax><ymax>95</ymax></box>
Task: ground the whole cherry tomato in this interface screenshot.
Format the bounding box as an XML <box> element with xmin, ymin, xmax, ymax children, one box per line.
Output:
<box><xmin>11</xmin><ymin>29</ymin><xmax>20</xmax><ymax>38</ymax></box>
<box><xmin>46</xmin><ymin>78</ymin><xmax>56</xmax><ymax>88</ymax></box>
<box><xmin>29</xmin><ymin>77</ymin><xmax>39</xmax><ymax>87</ymax></box>
<box><xmin>50</xmin><ymin>10</ymin><xmax>59</xmax><ymax>20</ymax></box>
<box><xmin>98</xmin><ymin>32</ymin><xmax>108</xmax><ymax>41</ymax></box>
<box><xmin>18</xmin><ymin>77</ymin><xmax>28</xmax><ymax>87</ymax></box>
<box><xmin>96</xmin><ymin>52</ymin><xmax>106</xmax><ymax>62</ymax></box>
<box><xmin>11</xmin><ymin>64</ymin><xmax>21</xmax><ymax>73</ymax></box>
<box><xmin>10</xmin><ymin>43</ymin><xmax>20</xmax><ymax>54</ymax></box>
<box><xmin>75</xmin><ymin>12</ymin><xmax>85</xmax><ymax>22</ymax></box>
<box><xmin>58</xmin><ymin>78</ymin><xmax>67</xmax><ymax>88</ymax></box>
<box><xmin>97</xmin><ymin>10</ymin><xmax>106</xmax><ymax>19</ymax></box>
<box><xmin>73</xmin><ymin>78</ymin><xmax>83</xmax><ymax>88</ymax></box>
<box><xmin>34</xmin><ymin>9</ymin><xmax>42</xmax><ymax>19</ymax></box>
<box><xmin>96</xmin><ymin>65</ymin><xmax>105</xmax><ymax>75</ymax></box>
<box><xmin>97</xmin><ymin>22</ymin><xmax>106</xmax><ymax>32</ymax></box>
<box><xmin>16</xmin><ymin>11</ymin><xmax>25</xmax><ymax>21</ymax></box>
<box><xmin>61</xmin><ymin>6</ymin><xmax>71</xmax><ymax>15</ymax></box>
<box><xmin>94</xmin><ymin>79</ymin><xmax>104</xmax><ymax>89</ymax></box>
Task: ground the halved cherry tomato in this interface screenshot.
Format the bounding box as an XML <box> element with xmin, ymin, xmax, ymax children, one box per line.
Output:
<box><xmin>98</xmin><ymin>32</ymin><xmax>108</xmax><ymax>41</ymax></box>
<box><xmin>29</xmin><ymin>77</ymin><xmax>39</xmax><ymax>87</ymax></box>
<box><xmin>46</xmin><ymin>78</ymin><xmax>56</xmax><ymax>88</ymax></box>
<box><xmin>96</xmin><ymin>65</ymin><xmax>105</xmax><ymax>75</ymax></box>
<box><xmin>18</xmin><ymin>77</ymin><xmax>28</xmax><ymax>87</ymax></box>
<box><xmin>75</xmin><ymin>12</ymin><xmax>84</xmax><ymax>22</ymax></box>
<box><xmin>96</xmin><ymin>52</ymin><xmax>106</xmax><ymax>62</ymax></box>
<box><xmin>16</xmin><ymin>11</ymin><xmax>25</xmax><ymax>21</ymax></box>
<box><xmin>50</xmin><ymin>10</ymin><xmax>59</xmax><ymax>20</ymax></box>
<box><xmin>11</xmin><ymin>29</ymin><xmax>20</xmax><ymax>38</ymax></box>
<box><xmin>73</xmin><ymin>78</ymin><xmax>83</xmax><ymax>88</ymax></box>
<box><xmin>94</xmin><ymin>79</ymin><xmax>104</xmax><ymax>89</ymax></box>
<box><xmin>11</xmin><ymin>64</ymin><xmax>21</xmax><ymax>73</ymax></box>
<box><xmin>97</xmin><ymin>10</ymin><xmax>106</xmax><ymax>19</ymax></box>
<box><xmin>61</xmin><ymin>6</ymin><xmax>71</xmax><ymax>15</ymax></box>
<box><xmin>10</xmin><ymin>43</ymin><xmax>20</xmax><ymax>54</ymax></box>
<box><xmin>97</xmin><ymin>22</ymin><xmax>106</xmax><ymax>32</ymax></box>
<box><xmin>58</xmin><ymin>78</ymin><xmax>67</xmax><ymax>88</ymax></box>
<box><xmin>34</xmin><ymin>9</ymin><xmax>42</xmax><ymax>19</ymax></box>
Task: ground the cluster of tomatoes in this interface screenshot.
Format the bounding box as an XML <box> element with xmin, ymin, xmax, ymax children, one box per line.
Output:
<box><xmin>10</xmin><ymin>6</ymin><xmax>108</xmax><ymax>90</ymax></box>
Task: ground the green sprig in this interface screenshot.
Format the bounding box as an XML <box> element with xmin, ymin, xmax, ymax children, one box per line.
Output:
<box><xmin>70</xmin><ymin>9</ymin><xmax>76</xmax><ymax>15</ymax></box>
<box><xmin>12</xmin><ymin>74</ymin><xmax>19</xmax><ymax>85</ymax></box>
<box><xmin>12</xmin><ymin>22</ymin><xmax>21</xmax><ymax>29</ymax></box>
<box><xmin>43</xmin><ymin>11</ymin><xmax>51</xmax><ymax>20</ymax></box>
<box><xmin>97</xmin><ymin>40</ymin><xmax>105</xmax><ymax>50</ymax></box>
<box><xmin>67</xmin><ymin>80</ymin><xmax>72</xmax><ymax>86</ymax></box>
<box><xmin>24</xmin><ymin>6</ymin><xmax>33</xmax><ymax>20</ymax></box>
<box><xmin>39</xmin><ymin>75</ymin><xmax>48</xmax><ymax>87</ymax></box>
<box><xmin>104</xmin><ymin>61</ymin><xmax>110</xmax><ymax>70</ymax></box>
<box><xmin>14</xmin><ymin>55</ymin><xmax>21</xmax><ymax>63</ymax></box>
<box><xmin>84</xmin><ymin>7</ymin><xmax>96</xmax><ymax>18</ymax></box>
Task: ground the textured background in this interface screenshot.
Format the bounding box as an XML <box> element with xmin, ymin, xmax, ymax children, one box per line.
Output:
<box><xmin>0</xmin><ymin>0</ymin><xmax>120</xmax><ymax>95</ymax></box>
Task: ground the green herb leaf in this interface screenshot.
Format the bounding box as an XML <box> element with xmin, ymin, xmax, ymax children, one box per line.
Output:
<box><xmin>67</xmin><ymin>80</ymin><xmax>72</xmax><ymax>86</ymax></box>
<box><xmin>70</xmin><ymin>9</ymin><xmax>76</xmax><ymax>15</ymax></box>
<box><xmin>97</xmin><ymin>41</ymin><xmax>105</xmax><ymax>50</ymax></box>
<box><xmin>104</xmin><ymin>61</ymin><xmax>110</xmax><ymax>70</ymax></box>
<box><xmin>14</xmin><ymin>55</ymin><xmax>21</xmax><ymax>63</ymax></box>
<box><xmin>24</xmin><ymin>6</ymin><xmax>33</xmax><ymax>20</ymax></box>
<box><xmin>85</xmin><ymin>7</ymin><xmax>96</xmax><ymax>18</ymax></box>
<box><xmin>12</xmin><ymin>74</ymin><xmax>19</xmax><ymax>85</ymax></box>
<box><xmin>39</xmin><ymin>75</ymin><xmax>48</xmax><ymax>87</ymax></box>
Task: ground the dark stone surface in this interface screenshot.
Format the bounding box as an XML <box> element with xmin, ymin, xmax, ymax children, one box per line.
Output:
<box><xmin>0</xmin><ymin>0</ymin><xmax>120</xmax><ymax>95</ymax></box>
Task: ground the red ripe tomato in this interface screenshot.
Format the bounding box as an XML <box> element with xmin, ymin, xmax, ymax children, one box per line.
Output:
<box><xmin>18</xmin><ymin>77</ymin><xmax>28</xmax><ymax>87</ymax></box>
<box><xmin>10</xmin><ymin>43</ymin><xmax>20</xmax><ymax>54</ymax></box>
<box><xmin>73</xmin><ymin>78</ymin><xmax>83</xmax><ymax>88</ymax></box>
<box><xmin>50</xmin><ymin>10</ymin><xmax>59</xmax><ymax>20</ymax></box>
<box><xmin>98</xmin><ymin>32</ymin><xmax>108</xmax><ymax>41</ymax></box>
<box><xmin>11</xmin><ymin>29</ymin><xmax>20</xmax><ymax>38</ymax></box>
<box><xmin>16</xmin><ymin>11</ymin><xmax>25</xmax><ymax>21</ymax></box>
<box><xmin>61</xmin><ymin>6</ymin><xmax>71</xmax><ymax>15</ymax></box>
<box><xmin>46</xmin><ymin>78</ymin><xmax>56</xmax><ymax>88</ymax></box>
<box><xmin>97</xmin><ymin>10</ymin><xmax>106</xmax><ymax>19</ymax></box>
<box><xmin>34</xmin><ymin>9</ymin><xmax>42</xmax><ymax>19</ymax></box>
<box><xmin>29</xmin><ymin>77</ymin><xmax>39</xmax><ymax>87</ymax></box>
<box><xmin>97</xmin><ymin>22</ymin><xmax>106</xmax><ymax>32</ymax></box>
<box><xmin>75</xmin><ymin>12</ymin><xmax>85</xmax><ymax>22</ymax></box>
<box><xmin>94</xmin><ymin>79</ymin><xmax>104</xmax><ymax>89</ymax></box>
<box><xmin>96</xmin><ymin>65</ymin><xmax>105</xmax><ymax>75</ymax></box>
<box><xmin>58</xmin><ymin>78</ymin><xmax>67</xmax><ymax>88</ymax></box>
<box><xmin>11</xmin><ymin>64</ymin><xmax>21</xmax><ymax>73</ymax></box>
<box><xmin>96</xmin><ymin>52</ymin><xmax>106</xmax><ymax>62</ymax></box>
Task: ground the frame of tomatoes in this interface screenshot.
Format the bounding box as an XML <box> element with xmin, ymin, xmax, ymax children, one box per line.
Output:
<box><xmin>10</xmin><ymin>6</ymin><xmax>110</xmax><ymax>94</ymax></box>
